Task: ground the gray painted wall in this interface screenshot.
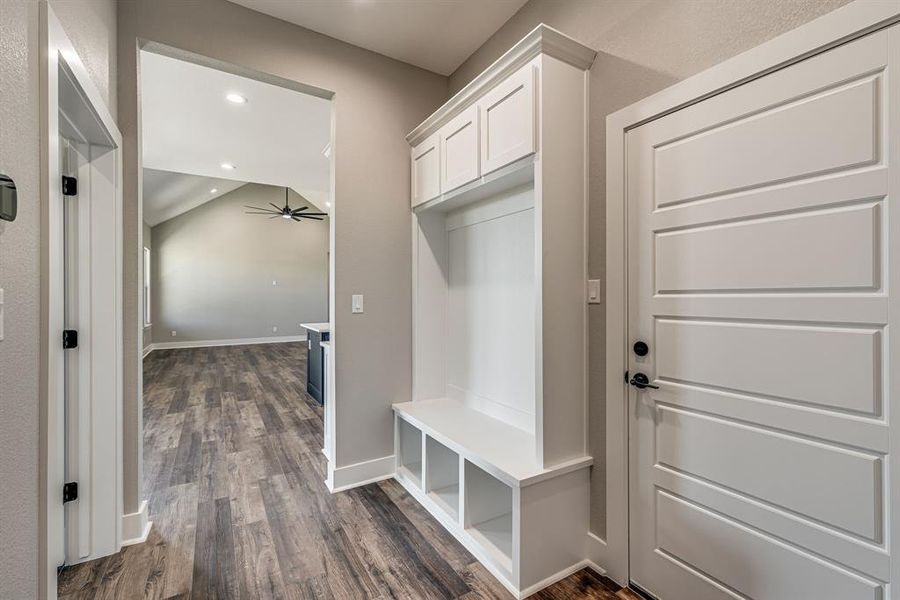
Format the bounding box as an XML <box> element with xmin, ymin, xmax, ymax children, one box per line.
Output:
<box><xmin>0</xmin><ymin>3</ymin><xmax>41</xmax><ymax>597</ymax></box>
<box><xmin>150</xmin><ymin>184</ymin><xmax>329</xmax><ymax>344</ymax></box>
<box><xmin>449</xmin><ymin>0</ymin><xmax>851</xmax><ymax>538</ymax></box>
<box><xmin>0</xmin><ymin>1</ymin><xmax>117</xmax><ymax>597</ymax></box>
<box><xmin>49</xmin><ymin>0</ymin><xmax>117</xmax><ymax>119</ymax></box>
<box><xmin>143</xmin><ymin>220</ymin><xmax>152</xmax><ymax>350</ymax></box>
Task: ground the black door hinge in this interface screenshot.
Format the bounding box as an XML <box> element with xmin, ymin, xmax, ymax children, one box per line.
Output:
<box><xmin>62</xmin><ymin>176</ymin><xmax>77</xmax><ymax>196</ymax></box>
<box><xmin>624</xmin><ymin>370</ymin><xmax>629</xmax><ymax>383</ymax></box>
<box><xmin>63</xmin><ymin>481</ymin><xmax>78</xmax><ymax>503</ymax></box>
<box><xmin>63</xmin><ymin>329</ymin><xmax>78</xmax><ymax>349</ymax></box>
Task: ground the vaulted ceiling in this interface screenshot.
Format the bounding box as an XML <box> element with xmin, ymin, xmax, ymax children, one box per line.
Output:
<box><xmin>141</xmin><ymin>50</ymin><xmax>332</xmax><ymax>224</ymax></box>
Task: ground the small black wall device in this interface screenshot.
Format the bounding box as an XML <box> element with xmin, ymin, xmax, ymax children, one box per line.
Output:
<box><xmin>0</xmin><ymin>174</ymin><xmax>16</xmax><ymax>222</ymax></box>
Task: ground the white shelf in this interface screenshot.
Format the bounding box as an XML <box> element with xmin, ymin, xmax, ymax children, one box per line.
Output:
<box><xmin>468</xmin><ymin>513</ymin><xmax>513</xmax><ymax>572</ymax></box>
<box><xmin>397</xmin><ymin>462</ymin><xmax>422</xmax><ymax>486</ymax></box>
<box><xmin>426</xmin><ymin>436</ymin><xmax>461</xmax><ymax>520</ymax></box>
<box><xmin>428</xmin><ymin>484</ymin><xmax>460</xmax><ymax>520</ymax></box>
<box><xmin>393</xmin><ymin>397</ymin><xmax>591</xmax><ymax>487</ymax></box>
<box><xmin>397</xmin><ymin>418</ymin><xmax>423</xmax><ymax>488</ymax></box>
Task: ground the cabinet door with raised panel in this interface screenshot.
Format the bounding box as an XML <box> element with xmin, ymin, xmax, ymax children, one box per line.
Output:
<box><xmin>411</xmin><ymin>132</ymin><xmax>440</xmax><ymax>206</ymax></box>
<box><xmin>440</xmin><ymin>105</ymin><xmax>479</xmax><ymax>193</ymax></box>
<box><xmin>479</xmin><ymin>64</ymin><xmax>535</xmax><ymax>175</ymax></box>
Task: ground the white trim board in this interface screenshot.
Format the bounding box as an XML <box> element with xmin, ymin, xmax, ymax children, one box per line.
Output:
<box><xmin>120</xmin><ymin>500</ymin><xmax>151</xmax><ymax>547</ymax></box>
<box><xmin>603</xmin><ymin>0</ymin><xmax>900</xmax><ymax>587</ymax></box>
<box><xmin>325</xmin><ymin>454</ymin><xmax>395</xmax><ymax>493</ymax></box>
<box><xmin>146</xmin><ymin>334</ymin><xmax>307</xmax><ymax>353</ymax></box>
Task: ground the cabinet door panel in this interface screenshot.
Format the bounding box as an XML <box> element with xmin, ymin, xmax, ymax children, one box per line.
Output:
<box><xmin>440</xmin><ymin>105</ymin><xmax>480</xmax><ymax>193</ymax></box>
<box><xmin>412</xmin><ymin>133</ymin><xmax>440</xmax><ymax>206</ymax></box>
<box><xmin>479</xmin><ymin>65</ymin><xmax>535</xmax><ymax>175</ymax></box>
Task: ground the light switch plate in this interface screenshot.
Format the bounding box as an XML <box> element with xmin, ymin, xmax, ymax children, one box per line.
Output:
<box><xmin>352</xmin><ymin>294</ymin><xmax>364</xmax><ymax>314</ymax></box>
<box><xmin>587</xmin><ymin>279</ymin><xmax>601</xmax><ymax>304</ymax></box>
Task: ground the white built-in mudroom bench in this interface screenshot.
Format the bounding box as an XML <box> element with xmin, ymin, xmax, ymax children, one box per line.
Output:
<box><xmin>394</xmin><ymin>24</ymin><xmax>596</xmax><ymax>599</ymax></box>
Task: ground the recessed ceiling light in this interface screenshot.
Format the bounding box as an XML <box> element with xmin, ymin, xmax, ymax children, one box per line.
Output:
<box><xmin>325</xmin><ymin>201</ymin><xmax>332</xmax><ymax>208</ymax></box>
<box><xmin>209</xmin><ymin>188</ymin><xmax>218</xmax><ymax>194</ymax></box>
<box><xmin>220</xmin><ymin>163</ymin><xmax>235</xmax><ymax>170</ymax></box>
<box><xmin>226</xmin><ymin>93</ymin><xmax>247</xmax><ymax>104</ymax></box>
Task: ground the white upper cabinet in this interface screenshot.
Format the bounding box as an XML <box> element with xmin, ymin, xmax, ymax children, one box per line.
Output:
<box><xmin>479</xmin><ymin>65</ymin><xmax>535</xmax><ymax>175</ymax></box>
<box><xmin>440</xmin><ymin>105</ymin><xmax>480</xmax><ymax>193</ymax></box>
<box><xmin>411</xmin><ymin>132</ymin><xmax>440</xmax><ymax>206</ymax></box>
<box><xmin>408</xmin><ymin>25</ymin><xmax>595</xmax><ymax>209</ymax></box>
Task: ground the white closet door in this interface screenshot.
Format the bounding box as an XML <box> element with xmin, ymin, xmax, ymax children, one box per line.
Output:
<box><xmin>440</xmin><ymin>105</ymin><xmax>479</xmax><ymax>192</ymax></box>
<box><xmin>626</xmin><ymin>26</ymin><xmax>896</xmax><ymax>600</ymax></box>
<box><xmin>412</xmin><ymin>132</ymin><xmax>440</xmax><ymax>206</ymax></box>
<box><xmin>479</xmin><ymin>64</ymin><xmax>534</xmax><ymax>175</ymax></box>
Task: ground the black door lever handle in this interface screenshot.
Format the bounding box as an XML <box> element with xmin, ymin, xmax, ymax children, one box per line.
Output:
<box><xmin>629</xmin><ymin>372</ymin><xmax>659</xmax><ymax>390</ymax></box>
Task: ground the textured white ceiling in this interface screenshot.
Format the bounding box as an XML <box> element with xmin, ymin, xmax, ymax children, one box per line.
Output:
<box><xmin>226</xmin><ymin>0</ymin><xmax>528</xmax><ymax>75</ymax></box>
<box><xmin>140</xmin><ymin>50</ymin><xmax>332</xmax><ymax>219</ymax></box>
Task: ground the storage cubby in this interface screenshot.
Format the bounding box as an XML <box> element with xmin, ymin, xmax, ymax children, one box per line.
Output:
<box><xmin>396</xmin><ymin>25</ymin><xmax>596</xmax><ymax>599</ymax></box>
<box><xmin>465</xmin><ymin>461</ymin><xmax>513</xmax><ymax>572</ymax></box>
<box><xmin>425</xmin><ymin>436</ymin><xmax>460</xmax><ymax>520</ymax></box>
<box><xmin>396</xmin><ymin>417</ymin><xmax>422</xmax><ymax>488</ymax></box>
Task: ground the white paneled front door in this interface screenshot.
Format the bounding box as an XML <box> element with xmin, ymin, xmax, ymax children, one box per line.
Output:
<box><xmin>626</xmin><ymin>25</ymin><xmax>897</xmax><ymax>599</ymax></box>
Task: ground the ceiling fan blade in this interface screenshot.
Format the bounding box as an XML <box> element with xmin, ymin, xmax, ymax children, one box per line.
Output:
<box><xmin>298</xmin><ymin>216</ymin><xmax>324</xmax><ymax>221</ymax></box>
<box><xmin>245</xmin><ymin>205</ymin><xmax>275</xmax><ymax>212</ymax></box>
<box><xmin>291</xmin><ymin>215</ymin><xmax>303</xmax><ymax>222</ymax></box>
<box><xmin>269</xmin><ymin>202</ymin><xmax>284</xmax><ymax>212</ymax></box>
<box><xmin>291</xmin><ymin>206</ymin><xmax>309</xmax><ymax>213</ymax></box>
<box><xmin>269</xmin><ymin>215</ymin><xmax>282</xmax><ymax>219</ymax></box>
<box><xmin>245</xmin><ymin>210</ymin><xmax>280</xmax><ymax>215</ymax></box>
<box><xmin>301</xmin><ymin>212</ymin><xmax>328</xmax><ymax>217</ymax></box>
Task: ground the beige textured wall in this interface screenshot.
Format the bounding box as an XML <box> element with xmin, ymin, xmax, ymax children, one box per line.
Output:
<box><xmin>0</xmin><ymin>1</ymin><xmax>116</xmax><ymax>597</ymax></box>
<box><xmin>0</xmin><ymin>3</ymin><xmax>41</xmax><ymax>597</ymax></box>
<box><xmin>118</xmin><ymin>0</ymin><xmax>447</xmax><ymax>513</ymax></box>
<box><xmin>49</xmin><ymin>0</ymin><xmax>117</xmax><ymax>119</ymax></box>
<box><xmin>150</xmin><ymin>184</ymin><xmax>329</xmax><ymax>344</ymax></box>
<box><xmin>449</xmin><ymin>0</ymin><xmax>851</xmax><ymax>538</ymax></box>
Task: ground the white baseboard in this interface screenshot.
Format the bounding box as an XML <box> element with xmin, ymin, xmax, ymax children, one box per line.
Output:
<box><xmin>121</xmin><ymin>500</ymin><xmax>151</xmax><ymax>546</ymax></box>
<box><xmin>145</xmin><ymin>334</ymin><xmax>307</xmax><ymax>353</ymax></box>
<box><xmin>519</xmin><ymin>559</ymin><xmax>596</xmax><ymax>599</ymax></box>
<box><xmin>584</xmin><ymin>531</ymin><xmax>618</xmax><ymax>583</ymax></box>
<box><xmin>326</xmin><ymin>454</ymin><xmax>395</xmax><ymax>493</ymax></box>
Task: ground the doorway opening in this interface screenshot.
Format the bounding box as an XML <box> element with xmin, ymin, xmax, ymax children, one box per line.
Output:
<box><xmin>44</xmin><ymin>6</ymin><xmax>124</xmax><ymax>596</ymax></box>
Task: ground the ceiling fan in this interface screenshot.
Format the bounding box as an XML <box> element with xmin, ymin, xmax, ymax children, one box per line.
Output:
<box><xmin>244</xmin><ymin>187</ymin><xmax>327</xmax><ymax>222</ymax></box>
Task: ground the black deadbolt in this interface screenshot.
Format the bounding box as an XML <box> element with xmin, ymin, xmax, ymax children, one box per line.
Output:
<box><xmin>633</xmin><ymin>340</ymin><xmax>649</xmax><ymax>356</ymax></box>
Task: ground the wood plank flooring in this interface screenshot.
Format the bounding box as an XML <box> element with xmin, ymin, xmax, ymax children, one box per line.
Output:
<box><xmin>58</xmin><ymin>343</ymin><xmax>639</xmax><ymax>600</ymax></box>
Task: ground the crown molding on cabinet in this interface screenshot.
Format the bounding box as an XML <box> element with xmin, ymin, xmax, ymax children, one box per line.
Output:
<box><xmin>406</xmin><ymin>23</ymin><xmax>596</xmax><ymax>146</ymax></box>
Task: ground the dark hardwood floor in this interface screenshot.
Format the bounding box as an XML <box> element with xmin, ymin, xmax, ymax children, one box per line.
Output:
<box><xmin>58</xmin><ymin>343</ymin><xmax>637</xmax><ymax>599</ymax></box>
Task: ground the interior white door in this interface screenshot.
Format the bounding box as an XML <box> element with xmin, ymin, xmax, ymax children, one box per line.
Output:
<box><xmin>60</xmin><ymin>132</ymin><xmax>121</xmax><ymax>564</ymax></box>
<box><xmin>627</xmin><ymin>26</ymin><xmax>897</xmax><ymax>599</ymax></box>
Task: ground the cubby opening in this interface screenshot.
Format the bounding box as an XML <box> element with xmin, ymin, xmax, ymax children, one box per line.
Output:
<box><xmin>397</xmin><ymin>418</ymin><xmax>422</xmax><ymax>487</ymax></box>
<box><xmin>426</xmin><ymin>437</ymin><xmax>460</xmax><ymax>520</ymax></box>
<box><xmin>465</xmin><ymin>460</ymin><xmax>513</xmax><ymax>571</ymax></box>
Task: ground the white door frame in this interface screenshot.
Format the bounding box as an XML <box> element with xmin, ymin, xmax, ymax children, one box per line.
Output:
<box><xmin>602</xmin><ymin>0</ymin><xmax>900</xmax><ymax>587</ymax></box>
<box><xmin>40</xmin><ymin>4</ymin><xmax>123</xmax><ymax>598</ymax></box>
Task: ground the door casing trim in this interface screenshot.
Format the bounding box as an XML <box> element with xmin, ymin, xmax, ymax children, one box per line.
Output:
<box><xmin>40</xmin><ymin>4</ymin><xmax>124</xmax><ymax>598</ymax></box>
<box><xmin>602</xmin><ymin>0</ymin><xmax>900</xmax><ymax>586</ymax></box>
